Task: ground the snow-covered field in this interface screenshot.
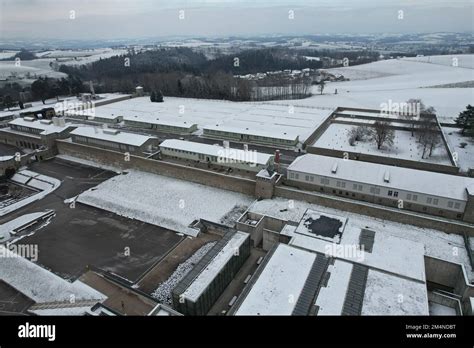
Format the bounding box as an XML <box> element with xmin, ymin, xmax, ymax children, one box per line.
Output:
<box><xmin>403</xmin><ymin>54</ymin><xmax>474</xmax><ymax>69</ymax></box>
<box><xmin>313</xmin><ymin>123</ymin><xmax>452</xmax><ymax>165</ymax></box>
<box><xmin>0</xmin><ymin>170</ymin><xmax>61</xmax><ymax>217</ymax></box>
<box><xmin>442</xmin><ymin>127</ymin><xmax>474</xmax><ymax>172</ymax></box>
<box><xmin>90</xmin><ymin>96</ymin><xmax>334</xmax><ymax>143</ymax></box>
<box><xmin>281</xmin><ymin>55</ymin><xmax>474</xmax><ymax>123</ymax></box>
<box><xmin>0</xmin><ymin>58</ymin><xmax>66</xmax><ymax>79</ymax></box>
<box><xmin>76</xmin><ymin>170</ymin><xmax>254</xmax><ymax>236</ymax></box>
<box><xmin>36</xmin><ymin>48</ymin><xmax>128</xmax><ymax>66</ymax></box>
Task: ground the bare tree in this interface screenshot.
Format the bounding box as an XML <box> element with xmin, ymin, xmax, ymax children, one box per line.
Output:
<box><xmin>348</xmin><ymin>125</ymin><xmax>370</xmax><ymax>146</ymax></box>
<box><xmin>417</xmin><ymin>116</ymin><xmax>441</xmax><ymax>158</ymax></box>
<box><xmin>318</xmin><ymin>80</ymin><xmax>325</xmax><ymax>95</ymax></box>
<box><xmin>370</xmin><ymin>121</ymin><xmax>395</xmax><ymax>150</ymax></box>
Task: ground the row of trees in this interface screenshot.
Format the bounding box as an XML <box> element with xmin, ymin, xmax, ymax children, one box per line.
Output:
<box><xmin>30</xmin><ymin>76</ymin><xmax>85</xmax><ymax>104</ymax></box>
<box><xmin>348</xmin><ymin>103</ymin><xmax>442</xmax><ymax>159</ymax></box>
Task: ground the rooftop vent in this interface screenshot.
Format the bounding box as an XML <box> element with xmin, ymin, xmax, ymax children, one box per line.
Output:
<box><xmin>103</xmin><ymin>129</ymin><xmax>120</xmax><ymax>136</ymax></box>
<box><xmin>331</xmin><ymin>163</ymin><xmax>338</xmax><ymax>174</ymax></box>
<box><xmin>23</xmin><ymin>116</ymin><xmax>35</xmax><ymax>122</ymax></box>
<box><xmin>40</xmin><ymin>120</ymin><xmax>53</xmax><ymax>125</ymax></box>
<box><xmin>383</xmin><ymin>171</ymin><xmax>390</xmax><ymax>183</ymax></box>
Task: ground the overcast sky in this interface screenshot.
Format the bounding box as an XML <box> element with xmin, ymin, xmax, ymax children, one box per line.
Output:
<box><xmin>1</xmin><ymin>0</ymin><xmax>473</xmax><ymax>40</ymax></box>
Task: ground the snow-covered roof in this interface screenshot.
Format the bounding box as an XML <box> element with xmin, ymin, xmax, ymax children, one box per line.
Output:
<box><xmin>235</xmin><ymin>243</ymin><xmax>316</xmax><ymax>315</ymax></box>
<box><xmin>0</xmin><ymin>245</ymin><xmax>106</xmax><ymax>304</ymax></box>
<box><xmin>204</xmin><ymin>122</ymin><xmax>299</xmax><ymax>141</ymax></box>
<box><xmin>182</xmin><ymin>231</ymin><xmax>249</xmax><ymax>302</ymax></box>
<box><xmin>288</xmin><ymin>154</ymin><xmax>473</xmax><ymax>201</ymax></box>
<box><xmin>124</xmin><ymin>115</ymin><xmax>197</xmax><ymax>129</ymax></box>
<box><xmin>8</xmin><ymin>118</ymin><xmax>73</xmax><ymax>135</ymax></box>
<box><xmin>70</xmin><ymin>127</ymin><xmax>156</xmax><ymax>147</ymax></box>
<box><xmin>0</xmin><ymin>111</ymin><xmax>14</xmax><ymax>119</ymax></box>
<box><xmin>160</xmin><ymin>139</ymin><xmax>273</xmax><ymax>165</ymax></box>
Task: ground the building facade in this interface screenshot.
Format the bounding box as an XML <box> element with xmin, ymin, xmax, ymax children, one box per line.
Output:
<box><xmin>286</xmin><ymin>154</ymin><xmax>474</xmax><ymax>222</ymax></box>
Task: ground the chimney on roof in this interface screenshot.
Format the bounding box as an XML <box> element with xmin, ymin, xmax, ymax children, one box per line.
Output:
<box><xmin>243</xmin><ymin>144</ymin><xmax>248</xmax><ymax>151</ymax></box>
<box><xmin>384</xmin><ymin>171</ymin><xmax>390</xmax><ymax>183</ymax></box>
<box><xmin>331</xmin><ymin>163</ymin><xmax>338</xmax><ymax>174</ymax></box>
<box><xmin>223</xmin><ymin>140</ymin><xmax>230</xmax><ymax>149</ymax></box>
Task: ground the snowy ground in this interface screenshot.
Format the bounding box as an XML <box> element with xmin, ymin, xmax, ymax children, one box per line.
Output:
<box><xmin>36</xmin><ymin>48</ymin><xmax>127</xmax><ymax>66</ymax></box>
<box><xmin>151</xmin><ymin>241</ymin><xmax>216</xmax><ymax>305</ymax></box>
<box><xmin>76</xmin><ymin>170</ymin><xmax>254</xmax><ymax>236</ymax></box>
<box><xmin>278</xmin><ymin>55</ymin><xmax>474</xmax><ymax>124</ymax></box>
<box><xmin>442</xmin><ymin>127</ymin><xmax>474</xmax><ymax>172</ymax></box>
<box><xmin>0</xmin><ymin>58</ymin><xmax>66</xmax><ymax>79</ymax></box>
<box><xmin>403</xmin><ymin>55</ymin><xmax>474</xmax><ymax>70</ymax></box>
<box><xmin>248</xmin><ymin>198</ymin><xmax>473</xmax><ymax>282</ymax></box>
<box><xmin>313</xmin><ymin>123</ymin><xmax>452</xmax><ymax>165</ymax></box>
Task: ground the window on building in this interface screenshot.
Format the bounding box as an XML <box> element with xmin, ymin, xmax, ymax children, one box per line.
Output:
<box><xmin>407</xmin><ymin>193</ymin><xmax>412</xmax><ymax>200</ymax></box>
<box><xmin>454</xmin><ymin>202</ymin><xmax>461</xmax><ymax>209</ymax></box>
<box><xmin>412</xmin><ymin>195</ymin><xmax>418</xmax><ymax>202</ymax></box>
<box><xmin>393</xmin><ymin>191</ymin><xmax>399</xmax><ymax>197</ymax></box>
<box><xmin>388</xmin><ymin>191</ymin><xmax>393</xmax><ymax>196</ymax></box>
<box><xmin>358</xmin><ymin>185</ymin><xmax>363</xmax><ymax>191</ymax></box>
<box><xmin>448</xmin><ymin>201</ymin><xmax>453</xmax><ymax>208</ymax></box>
<box><xmin>290</xmin><ymin>173</ymin><xmax>294</xmax><ymax>179</ymax></box>
<box><xmin>353</xmin><ymin>183</ymin><xmax>358</xmax><ymax>190</ymax></box>
<box><xmin>433</xmin><ymin>199</ymin><xmax>439</xmax><ymax>206</ymax></box>
<box><xmin>427</xmin><ymin>197</ymin><xmax>432</xmax><ymax>204</ymax></box>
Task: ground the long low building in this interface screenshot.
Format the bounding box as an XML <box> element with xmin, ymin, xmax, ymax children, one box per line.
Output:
<box><xmin>203</xmin><ymin>122</ymin><xmax>300</xmax><ymax>148</ymax></box>
<box><xmin>286</xmin><ymin>154</ymin><xmax>474</xmax><ymax>223</ymax></box>
<box><xmin>172</xmin><ymin>231</ymin><xmax>251</xmax><ymax>316</ymax></box>
<box><xmin>124</xmin><ymin>116</ymin><xmax>198</xmax><ymax>134</ymax></box>
<box><xmin>0</xmin><ymin>117</ymin><xmax>76</xmax><ymax>157</ymax></box>
<box><xmin>160</xmin><ymin>139</ymin><xmax>275</xmax><ymax>173</ymax></box>
<box><xmin>70</xmin><ymin>127</ymin><xmax>158</xmax><ymax>155</ymax></box>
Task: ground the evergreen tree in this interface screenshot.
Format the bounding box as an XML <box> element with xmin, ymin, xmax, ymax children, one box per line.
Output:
<box><xmin>455</xmin><ymin>105</ymin><xmax>474</xmax><ymax>136</ymax></box>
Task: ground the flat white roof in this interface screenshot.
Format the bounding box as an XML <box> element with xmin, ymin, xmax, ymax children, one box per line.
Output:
<box><xmin>0</xmin><ymin>111</ymin><xmax>14</xmax><ymax>119</ymax></box>
<box><xmin>183</xmin><ymin>231</ymin><xmax>249</xmax><ymax>302</ymax></box>
<box><xmin>235</xmin><ymin>243</ymin><xmax>316</xmax><ymax>315</ymax></box>
<box><xmin>160</xmin><ymin>139</ymin><xmax>273</xmax><ymax>165</ymax></box>
<box><xmin>204</xmin><ymin>122</ymin><xmax>299</xmax><ymax>141</ymax></box>
<box><xmin>71</xmin><ymin>127</ymin><xmax>156</xmax><ymax>147</ymax></box>
<box><xmin>315</xmin><ymin>259</ymin><xmax>353</xmax><ymax>315</ymax></box>
<box><xmin>288</xmin><ymin>154</ymin><xmax>473</xmax><ymax>201</ymax></box>
<box><xmin>124</xmin><ymin>115</ymin><xmax>197</xmax><ymax>128</ymax></box>
<box><xmin>8</xmin><ymin>118</ymin><xmax>72</xmax><ymax>135</ymax></box>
